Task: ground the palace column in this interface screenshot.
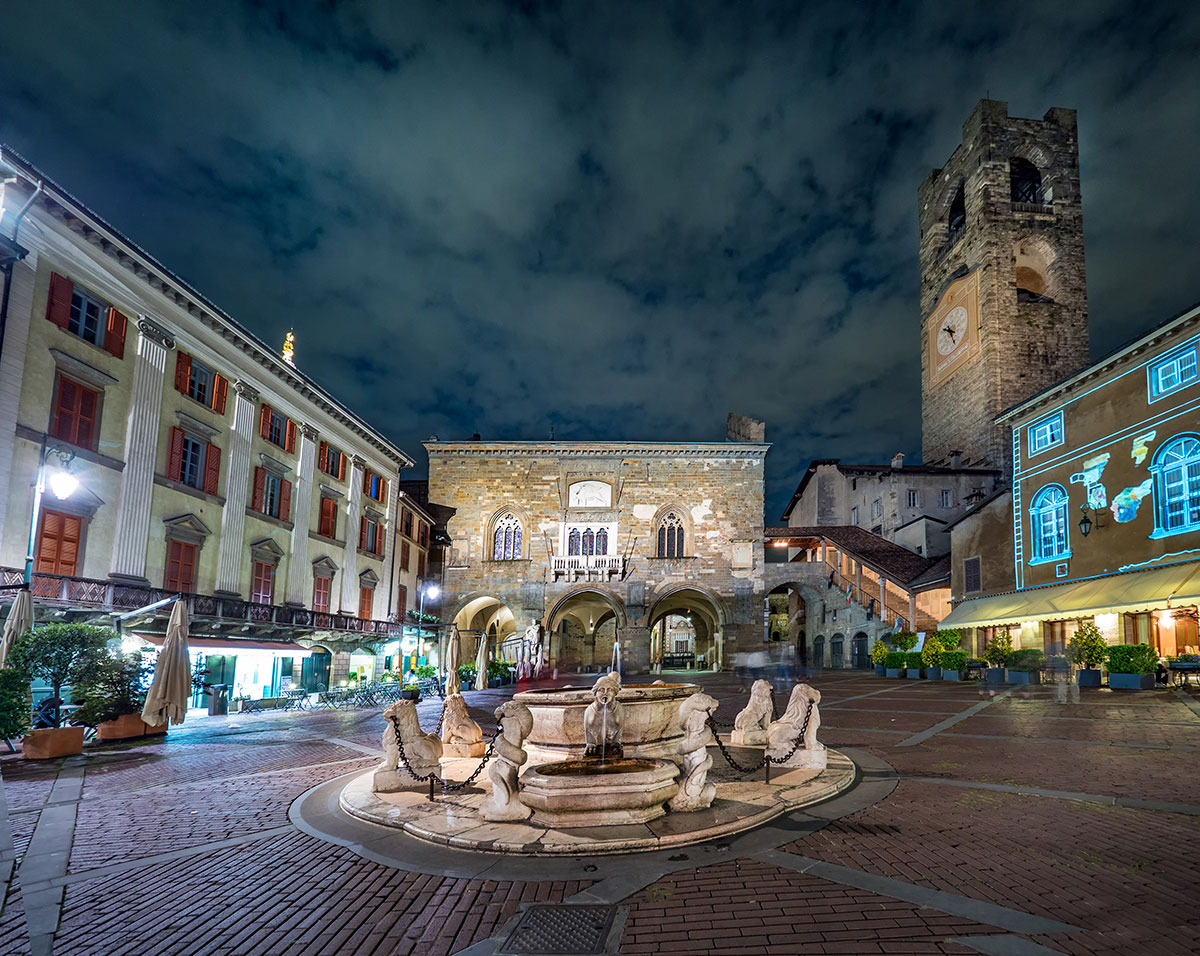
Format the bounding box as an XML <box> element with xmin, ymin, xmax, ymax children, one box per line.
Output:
<box><xmin>284</xmin><ymin>423</ymin><xmax>318</xmax><ymax>606</ymax></box>
<box><xmin>214</xmin><ymin>381</ymin><xmax>259</xmax><ymax>596</ymax></box>
<box><xmin>109</xmin><ymin>317</ymin><xmax>174</xmax><ymax>583</ymax></box>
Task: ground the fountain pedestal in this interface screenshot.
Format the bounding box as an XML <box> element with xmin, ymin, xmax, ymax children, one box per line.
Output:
<box><xmin>518</xmin><ymin>758</ymin><xmax>679</xmax><ymax>828</ymax></box>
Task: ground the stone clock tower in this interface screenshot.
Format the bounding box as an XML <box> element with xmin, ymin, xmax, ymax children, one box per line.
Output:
<box><xmin>919</xmin><ymin>99</ymin><xmax>1090</xmax><ymax>478</ymax></box>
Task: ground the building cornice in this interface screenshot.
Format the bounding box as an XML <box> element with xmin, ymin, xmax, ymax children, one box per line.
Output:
<box><xmin>425</xmin><ymin>441</ymin><xmax>770</xmax><ymax>460</ymax></box>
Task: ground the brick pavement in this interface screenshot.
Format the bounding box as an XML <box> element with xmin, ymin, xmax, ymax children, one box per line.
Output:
<box><xmin>1</xmin><ymin>672</ymin><xmax>1198</xmax><ymax>955</ymax></box>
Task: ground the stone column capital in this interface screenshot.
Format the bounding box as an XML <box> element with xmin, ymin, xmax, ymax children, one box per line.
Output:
<box><xmin>136</xmin><ymin>315</ymin><xmax>175</xmax><ymax>349</ymax></box>
<box><xmin>351</xmin><ymin>454</ymin><xmax>368</xmax><ymax>469</ymax></box>
<box><xmin>300</xmin><ymin>422</ymin><xmax>319</xmax><ymax>440</ymax></box>
<box><xmin>234</xmin><ymin>380</ymin><xmax>260</xmax><ymax>400</ymax></box>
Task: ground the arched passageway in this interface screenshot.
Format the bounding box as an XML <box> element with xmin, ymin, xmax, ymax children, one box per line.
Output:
<box><xmin>647</xmin><ymin>586</ymin><xmax>726</xmax><ymax>671</ymax></box>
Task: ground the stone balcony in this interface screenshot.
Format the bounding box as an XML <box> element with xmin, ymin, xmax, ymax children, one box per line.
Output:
<box><xmin>550</xmin><ymin>554</ymin><xmax>624</xmax><ymax>581</ymax></box>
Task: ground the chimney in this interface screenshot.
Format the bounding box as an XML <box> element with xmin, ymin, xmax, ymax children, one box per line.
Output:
<box><xmin>891</xmin><ymin>452</ymin><xmax>905</xmax><ymax>469</ymax></box>
<box><xmin>949</xmin><ymin>450</ymin><xmax>963</xmax><ymax>469</ymax></box>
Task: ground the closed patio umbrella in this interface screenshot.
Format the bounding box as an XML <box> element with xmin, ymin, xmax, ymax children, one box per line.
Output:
<box><xmin>474</xmin><ymin>634</ymin><xmax>489</xmax><ymax>691</ymax></box>
<box><xmin>0</xmin><ymin>588</ymin><xmax>33</xmax><ymax>669</ymax></box>
<box><xmin>445</xmin><ymin>626</ymin><xmax>462</xmax><ymax>696</ymax></box>
<box><xmin>142</xmin><ymin>599</ymin><xmax>192</xmax><ymax>726</ymax></box>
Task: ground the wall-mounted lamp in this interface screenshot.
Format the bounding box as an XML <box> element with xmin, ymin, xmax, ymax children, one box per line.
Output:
<box><xmin>1078</xmin><ymin>504</ymin><xmax>1099</xmax><ymax>537</ymax></box>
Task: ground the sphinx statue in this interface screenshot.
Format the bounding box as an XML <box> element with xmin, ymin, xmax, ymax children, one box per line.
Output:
<box><xmin>730</xmin><ymin>679</ymin><xmax>773</xmax><ymax>746</ymax></box>
<box><xmin>765</xmin><ymin>683</ymin><xmax>825</xmax><ymax>770</ymax></box>
<box><xmin>440</xmin><ymin>693</ymin><xmax>485</xmax><ymax>757</ymax></box>
<box><xmin>583</xmin><ymin>671</ymin><xmax>624</xmax><ymax>759</ymax></box>
<box><xmin>374</xmin><ymin>699</ymin><xmax>443</xmax><ymax>792</ymax></box>
<box><xmin>669</xmin><ymin>692</ymin><xmax>718</xmax><ymax>811</ymax></box>
<box><xmin>478</xmin><ymin>700</ymin><xmax>534</xmax><ymax>821</ymax></box>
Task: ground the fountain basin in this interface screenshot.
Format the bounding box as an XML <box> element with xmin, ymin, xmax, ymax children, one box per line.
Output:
<box><xmin>513</xmin><ymin>682</ymin><xmax>699</xmax><ymax>764</ymax></box>
<box><xmin>518</xmin><ymin>757</ymin><xmax>679</xmax><ymax>828</ymax></box>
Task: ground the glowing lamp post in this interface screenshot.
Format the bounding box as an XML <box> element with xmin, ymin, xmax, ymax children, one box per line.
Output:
<box><xmin>416</xmin><ymin>581</ymin><xmax>440</xmax><ymax>669</ymax></box>
<box><xmin>24</xmin><ymin>435</ymin><xmax>78</xmax><ymax>584</ymax></box>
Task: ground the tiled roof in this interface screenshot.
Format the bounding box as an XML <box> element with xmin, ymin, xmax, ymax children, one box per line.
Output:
<box><xmin>764</xmin><ymin>525</ymin><xmax>943</xmax><ymax>588</ymax></box>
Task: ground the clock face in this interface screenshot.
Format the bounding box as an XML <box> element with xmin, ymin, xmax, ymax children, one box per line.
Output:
<box><xmin>937</xmin><ymin>306</ymin><xmax>969</xmax><ymax>355</ymax></box>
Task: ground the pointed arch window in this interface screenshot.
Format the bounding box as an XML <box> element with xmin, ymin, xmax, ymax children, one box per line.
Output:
<box><xmin>492</xmin><ymin>513</ymin><xmax>523</xmax><ymax>560</ymax></box>
<box><xmin>1029</xmin><ymin>484</ymin><xmax>1069</xmax><ymax>563</ymax></box>
<box><xmin>1010</xmin><ymin>158</ymin><xmax>1043</xmax><ymax>205</ymax></box>
<box><xmin>568</xmin><ymin>528</ymin><xmax>581</xmax><ymax>556</ymax></box>
<box><xmin>656</xmin><ymin>512</ymin><xmax>685</xmax><ymax>558</ymax></box>
<box><xmin>582</xmin><ymin>528</ymin><xmax>595</xmax><ymax>555</ymax></box>
<box><xmin>947</xmin><ymin>183</ymin><xmax>966</xmax><ymax>244</ymax></box>
<box><xmin>596</xmin><ymin>528</ymin><xmax>608</xmax><ymax>556</ymax></box>
<box><xmin>1151</xmin><ymin>435</ymin><xmax>1200</xmax><ymax>537</ymax></box>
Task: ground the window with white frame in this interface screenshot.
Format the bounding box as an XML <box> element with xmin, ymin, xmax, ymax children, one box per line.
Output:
<box><xmin>1151</xmin><ymin>435</ymin><xmax>1200</xmax><ymax>536</ymax></box>
<box><xmin>1149</xmin><ymin>346</ymin><xmax>1199</xmax><ymax>401</ymax></box>
<box><xmin>850</xmin><ymin>506</ymin><xmax>858</xmax><ymax>525</ymax></box>
<box><xmin>1030</xmin><ymin>484</ymin><xmax>1070</xmax><ymax>562</ymax></box>
<box><xmin>906</xmin><ymin>489</ymin><xmax>919</xmax><ymax>508</ymax></box>
<box><xmin>939</xmin><ymin>489</ymin><xmax>954</xmax><ymax>508</ymax></box>
<box><xmin>1028</xmin><ymin>411</ymin><xmax>1064</xmax><ymax>455</ymax></box>
<box><xmin>871</xmin><ymin>498</ymin><xmax>882</xmax><ymax>518</ymax></box>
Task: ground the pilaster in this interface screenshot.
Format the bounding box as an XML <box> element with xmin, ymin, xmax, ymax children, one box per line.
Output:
<box><xmin>109</xmin><ymin>318</ymin><xmax>173</xmax><ymax>583</ymax></box>
<box><xmin>284</xmin><ymin>423</ymin><xmax>318</xmax><ymax>605</ymax></box>
<box><xmin>0</xmin><ymin>254</ymin><xmax>37</xmax><ymax>547</ymax></box>
<box><xmin>214</xmin><ymin>380</ymin><xmax>259</xmax><ymax>595</ymax></box>
<box><xmin>339</xmin><ymin>455</ymin><xmax>365</xmax><ymax>613</ymax></box>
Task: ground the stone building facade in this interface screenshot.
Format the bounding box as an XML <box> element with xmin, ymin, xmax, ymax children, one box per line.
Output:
<box><xmin>920</xmin><ymin>100</ymin><xmax>1090</xmax><ymax>476</ymax></box>
<box><xmin>0</xmin><ymin>149</ymin><xmax>429</xmax><ymax>698</ymax></box>
<box><xmin>426</xmin><ymin>436</ymin><xmax>769</xmax><ymax>673</ymax></box>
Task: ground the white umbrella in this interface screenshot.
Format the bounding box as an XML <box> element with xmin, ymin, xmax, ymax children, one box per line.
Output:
<box><xmin>445</xmin><ymin>626</ymin><xmax>462</xmax><ymax>696</ymax></box>
<box><xmin>474</xmin><ymin>634</ymin><xmax>489</xmax><ymax>691</ymax></box>
<box><xmin>0</xmin><ymin>588</ymin><xmax>33</xmax><ymax>669</ymax></box>
<box><xmin>533</xmin><ymin>640</ymin><xmax>546</xmax><ymax>679</ymax></box>
<box><xmin>142</xmin><ymin>599</ymin><xmax>192</xmax><ymax>726</ymax></box>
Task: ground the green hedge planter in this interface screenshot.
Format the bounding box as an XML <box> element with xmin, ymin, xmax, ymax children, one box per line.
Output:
<box><xmin>1109</xmin><ymin>673</ymin><xmax>1154</xmax><ymax>690</ymax></box>
<box><xmin>986</xmin><ymin>667</ymin><xmax>1007</xmax><ymax>683</ymax></box>
<box><xmin>1007</xmin><ymin>670</ymin><xmax>1041</xmax><ymax>685</ymax></box>
<box><xmin>942</xmin><ymin>669</ymin><xmax>961</xmax><ymax>681</ymax></box>
<box><xmin>1077</xmin><ymin>668</ymin><xmax>1102</xmax><ymax>687</ymax></box>
<box><xmin>926</xmin><ymin>666</ymin><xmax>942</xmax><ymax>680</ymax></box>
<box><xmin>886</xmin><ymin>667</ymin><xmax>905</xmax><ymax>678</ymax></box>
<box><xmin>874</xmin><ymin>664</ymin><xmax>886</xmax><ymax>677</ymax></box>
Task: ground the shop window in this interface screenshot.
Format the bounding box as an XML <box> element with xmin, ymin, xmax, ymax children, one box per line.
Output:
<box><xmin>36</xmin><ymin>510</ymin><xmax>81</xmax><ymax>576</ymax></box>
<box><xmin>173</xmin><ymin>351</ymin><xmax>227</xmax><ymax>413</ymax></box>
<box><xmin>251</xmin><ymin>560</ymin><xmax>274</xmax><ymax>604</ymax></box>
<box><xmin>318</xmin><ymin>497</ymin><xmax>337</xmax><ymax>538</ymax></box>
<box><xmin>1028</xmin><ymin>411</ymin><xmax>1064</xmax><ymax>456</ymax></box>
<box><xmin>164</xmin><ymin>539</ymin><xmax>197</xmax><ymax>593</ymax></box>
<box><xmin>45</xmin><ymin>272</ymin><xmax>127</xmax><ymax>359</ymax></box>
<box><xmin>1030</xmin><ymin>484</ymin><xmax>1070</xmax><ymax>563</ymax></box>
<box><xmin>1149</xmin><ymin>346</ymin><xmax>1199</xmax><ymax>401</ymax></box>
<box><xmin>52</xmin><ymin>376</ymin><xmax>99</xmax><ymax>450</ymax></box>
<box><xmin>1151</xmin><ymin>434</ymin><xmax>1200</xmax><ymax>536</ymax></box>
<box><xmin>259</xmin><ymin>403</ymin><xmax>296</xmax><ymax>453</ymax></box>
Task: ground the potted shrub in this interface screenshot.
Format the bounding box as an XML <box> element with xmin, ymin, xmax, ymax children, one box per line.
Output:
<box><xmin>0</xmin><ymin>668</ymin><xmax>31</xmax><ymax>747</ymax></box>
<box><xmin>940</xmin><ymin>648</ymin><xmax>967</xmax><ymax>681</ymax></box>
<box><xmin>871</xmin><ymin>640</ymin><xmax>889</xmax><ymax>676</ymax></box>
<box><xmin>1006</xmin><ymin>648</ymin><xmax>1045</xmax><ymax>684</ymax></box>
<box><xmin>71</xmin><ymin>654</ymin><xmax>164</xmax><ymax>740</ymax></box>
<box><xmin>7</xmin><ymin>623</ymin><xmax>112</xmax><ymax>759</ymax></box>
<box><xmin>921</xmin><ymin>635</ymin><xmax>945</xmax><ymax>680</ymax></box>
<box><xmin>457</xmin><ymin>664</ymin><xmax>476</xmax><ymax>686</ymax></box>
<box><xmin>400</xmin><ymin>683</ymin><xmax>420</xmax><ymax>701</ymax></box>
<box><xmin>1105</xmin><ymin>644</ymin><xmax>1158</xmax><ymax>690</ymax></box>
<box><xmin>1066</xmin><ymin>622</ymin><xmax>1108</xmax><ymax>687</ymax></box>
<box><xmin>904</xmin><ymin>651</ymin><xmax>925</xmax><ymax>679</ymax></box>
<box><xmin>884</xmin><ymin>651</ymin><xmax>906</xmax><ymax>678</ymax></box>
<box><xmin>983</xmin><ymin>630</ymin><xmax>1013</xmax><ymax>683</ymax></box>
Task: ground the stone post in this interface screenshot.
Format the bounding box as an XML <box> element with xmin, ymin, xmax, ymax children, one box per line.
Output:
<box><xmin>0</xmin><ymin>253</ymin><xmax>36</xmax><ymax>538</ymax></box>
<box><xmin>339</xmin><ymin>455</ymin><xmax>365</xmax><ymax>614</ymax></box>
<box><xmin>215</xmin><ymin>381</ymin><xmax>259</xmax><ymax>596</ymax></box>
<box><xmin>284</xmin><ymin>423</ymin><xmax>318</xmax><ymax>605</ymax></box>
<box><xmin>109</xmin><ymin>318</ymin><xmax>173</xmax><ymax>583</ymax></box>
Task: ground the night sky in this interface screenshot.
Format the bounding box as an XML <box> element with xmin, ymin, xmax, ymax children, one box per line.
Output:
<box><xmin>2</xmin><ymin>3</ymin><xmax>1198</xmax><ymax>516</ymax></box>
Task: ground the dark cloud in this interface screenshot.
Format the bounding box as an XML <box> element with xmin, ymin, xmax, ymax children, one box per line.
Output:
<box><xmin>1</xmin><ymin>1</ymin><xmax>1198</xmax><ymax>516</ymax></box>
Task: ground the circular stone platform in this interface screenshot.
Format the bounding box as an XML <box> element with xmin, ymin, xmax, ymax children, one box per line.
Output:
<box><xmin>338</xmin><ymin>746</ymin><xmax>855</xmax><ymax>856</ymax></box>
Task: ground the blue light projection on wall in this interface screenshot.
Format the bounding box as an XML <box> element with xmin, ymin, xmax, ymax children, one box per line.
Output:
<box><xmin>1111</xmin><ymin>478</ymin><xmax>1154</xmax><ymax>522</ymax></box>
<box><xmin>1069</xmin><ymin>452</ymin><xmax>1111</xmax><ymax>509</ymax></box>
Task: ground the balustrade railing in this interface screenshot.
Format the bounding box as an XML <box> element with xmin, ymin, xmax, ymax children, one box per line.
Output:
<box><xmin>550</xmin><ymin>554</ymin><xmax>624</xmax><ymax>578</ymax></box>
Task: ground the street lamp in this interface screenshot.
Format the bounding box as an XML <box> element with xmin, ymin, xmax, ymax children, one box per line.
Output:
<box><xmin>24</xmin><ymin>435</ymin><xmax>78</xmax><ymax>584</ymax></box>
<box><xmin>416</xmin><ymin>580</ymin><xmax>441</xmax><ymax>674</ymax></box>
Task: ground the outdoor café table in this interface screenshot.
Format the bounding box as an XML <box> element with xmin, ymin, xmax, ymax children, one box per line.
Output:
<box><xmin>1171</xmin><ymin>663</ymin><xmax>1200</xmax><ymax>687</ymax></box>
<box><xmin>353</xmin><ymin>686</ymin><xmax>378</xmax><ymax>708</ymax></box>
<box><xmin>314</xmin><ymin>690</ymin><xmax>339</xmax><ymax>709</ymax></box>
<box><xmin>282</xmin><ymin>689</ymin><xmax>308</xmax><ymax>711</ymax></box>
<box><xmin>377</xmin><ymin>683</ymin><xmax>401</xmax><ymax>703</ymax></box>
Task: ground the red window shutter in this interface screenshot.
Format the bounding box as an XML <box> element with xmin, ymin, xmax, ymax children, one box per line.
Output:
<box><xmin>104</xmin><ymin>308</ymin><xmax>127</xmax><ymax>359</ymax></box>
<box><xmin>212</xmin><ymin>374</ymin><xmax>228</xmax><ymax>414</ymax></box>
<box><xmin>279</xmin><ymin>478</ymin><xmax>292</xmax><ymax>523</ymax></box>
<box><xmin>319</xmin><ymin>498</ymin><xmax>336</xmax><ymax>538</ymax></box>
<box><xmin>397</xmin><ymin>585</ymin><xmax>407</xmax><ymax>619</ymax></box>
<box><xmin>46</xmin><ymin>272</ymin><xmax>74</xmax><ymax>329</ymax></box>
<box><xmin>37</xmin><ymin>511</ymin><xmax>81</xmax><ymax>576</ymax></box>
<box><xmin>318</xmin><ymin>441</ymin><xmax>328</xmax><ymax>472</ymax></box>
<box><xmin>259</xmin><ymin>403</ymin><xmax>272</xmax><ymax>439</ymax></box>
<box><xmin>174</xmin><ymin>351</ymin><xmax>192</xmax><ymax>394</ymax></box>
<box><xmin>284</xmin><ymin>419</ymin><xmax>296</xmax><ymax>454</ymax></box>
<box><xmin>252</xmin><ymin>466</ymin><xmax>266</xmax><ymax>512</ymax></box>
<box><xmin>362</xmin><ymin>469</ymin><xmax>371</xmax><ymax>495</ymax></box>
<box><xmin>359</xmin><ymin>516</ymin><xmax>368</xmax><ymax>551</ymax></box>
<box><xmin>417</xmin><ymin>551</ymin><xmax>426</xmax><ymax>578</ymax></box>
<box><xmin>337</xmin><ymin>453</ymin><xmax>346</xmax><ymax>481</ymax></box>
<box><xmin>76</xmin><ymin>386</ymin><xmax>97</xmax><ymax>449</ymax></box>
<box><xmin>167</xmin><ymin>426</ymin><xmax>185</xmax><ymax>481</ymax></box>
<box><xmin>204</xmin><ymin>443</ymin><xmax>221</xmax><ymax>495</ymax></box>
<box><xmin>52</xmin><ymin>379</ymin><xmax>75</xmax><ymax>443</ymax></box>
<box><xmin>313</xmin><ymin>575</ymin><xmax>331</xmax><ymax>613</ymax></box>
<box><xmin>378</xmin><ymin>477</ymin><xmax>387</xmax><ymax>502</ymax></box>
<box><xmin>400</xmin><ymin>541</ymin><xmax>410</xmax><ymax>571</ymax></box>
<box><xmin>359</xmin><ymin>586</ymin><xmax>373</xmax><ymax>620</ymax></box>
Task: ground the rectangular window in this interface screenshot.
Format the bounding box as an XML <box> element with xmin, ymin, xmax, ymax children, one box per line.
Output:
<box><xmin>850</xmin><ymin>506</ymin><xmax>858</xmax><ymax>525</ymax></box>
<box><xmin>313</xmin><ymin>574</ymin><xmax>332</xmax><ymax>614</ymax></box>
<box><xmin>397</xmin><ymin>584</ymin><xmax>407</xmax><ymax>620</ymax></box>
<box><xmin>358</xmin><ymin>586</ymin><xmax>374</xmax><ymax>620</ymax></box>
<box><xmin>963</xmin><ymin>556</ymin><xmax>981</xmax><ymax>593</ymax></box>
<box><xmin>36</xmin><ymin>510</ymin><xmax>82</xmax><ymax>576</ymax></box>
<box><xmin>251</xmin><ymin>561</ymin><xmax>274</xmax><ymax>604</ymax></box>
<box><xmin>1028</xmin><ymin>411</ymin><xmax>1064</xmax><ymax>455</ymax></box>
<box><xmin>939</xmin><ymin>489</ymin><xmax>954</xmax><ymax>508</ymax></box>
<box><xmin>180</xmin><ymin>435</ymin><xmax>206</xmax><ymax>489</ymax></box>
<box><xmin>360</xmin><ymin>515</ymin><xmax>381</xmax><ymax>555</ymax></box>
<box><xmin>400</xmin><ymin>540</ymin><xmax>411</xmax><ymax>571</ymax></box>
<box><xmin>318</xmin><ymin>497</ymin><xmax>337</xmax><ymax>538</ymax></box>
<box><xmin>871</xmin><ymin>499</ymin><xmax>882</xmax><ymax>518</ymax></box>
<box><xmin>188</xmin><ymin>360</ymin><xmax>213</xmax><ymax>407</ymax></box>
<box><xmin>417</xmin><ymin>551</ymin><xmax>426</xmax><ymax>578</ymax></box>
<box><xmin>401</xmin><ymin>508</ymin><xmax>413</xmax><ymax>537</ymax></box>
<box><xmin>259</xmin><ymin>403</ymin><xmax>296</xmax><ymax>453</ymax></box>
<box><xmin>363</xmin><ymin>468</ymin><xmax>386</xmax><ymax>502</ymax></box>
<box><xmin>318</xmin><ymin>441</ymin><xmax>346</xmax><ymax>479</ymax></box>
<box><xmin>173</xmin><ymin>352</ymin><xmax>227</xmax><ymax>413</ymax></box>
<box><xmin>69</xmin><ymin>286</ymin><xmax>106</xmax><ymax>345</ymax></box>
<box><xmin>52</xmin><ymin>377</ymin><xmax>99</xmax><ymax>450</ymax></box>
<box><xmin>418</xmin><ymin>522</ymin><xmax>429</xmax><ymax>547</ymax></box>
<box><xmin>906</xmin><ymin>489</ymin><xmax>919</xmax><ymax>508</ymax></box>
<box><xmin>167</xmin><ymin>427</ymin><xmax>220</xmax><ymax>494</ymax></box>
<box><xmin>45</xmin><ymin>272</ymin><xmax>126</xmax><ymax>359</ymax></box>
<box><xmin>1149</xmin><ymin>345</ymin><xmax>1199</xmax><ymax>400</ymax></box>
<box><xmin>164</xmin><ymin>539</ymin><xmax>197</xmax><ymax>593</ymax></box>
<box><xmin>252</xmin><ymin>467</ymin><xmax>292</xmax><ymax>521</ymax></box>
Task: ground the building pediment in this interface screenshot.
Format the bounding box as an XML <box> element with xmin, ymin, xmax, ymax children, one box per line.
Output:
<box><xmin>163</xmin><ymin>512</ymin><xmax>212</xmax><ymax>545</ymax></box>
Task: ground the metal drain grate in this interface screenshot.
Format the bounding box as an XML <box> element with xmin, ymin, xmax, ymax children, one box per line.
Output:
<box><xmin>499</xmin><ymin>904</ymin><xmax>623</xmax><ymax>955</ymax></box>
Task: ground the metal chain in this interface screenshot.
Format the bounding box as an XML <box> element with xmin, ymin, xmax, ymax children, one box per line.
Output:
<box><xmin>711</xmin><ymin>685</ymin><xmax>781</xmax><ymax>729</ymax></box>
<box><xmin>705</xmin><ymin>699</ymin><xmax>815</xmax><ymax>775</ymax></box>
<box><xmin>433</xmin><ymin>701</ymin><xmax>447</xmax><ymax>737</ymax></box>
<box><xmin>388</xmin><ymin>714</ymin><xmax>442</xmax><ymax>782</ymax></box>
<box><xmin>439</xmin><ymin>728</ymin><xmax>502</xmax><ymax>792</ymax></box>
<box><xmin>388</xmin><ymin>714</ymin><xmax>501</xmax><ymax>792</ymax></box>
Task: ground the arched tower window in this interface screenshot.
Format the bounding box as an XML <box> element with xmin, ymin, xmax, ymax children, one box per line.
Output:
<box><xmin>596</xmin><ymin>528</ymin><xmax>608</xmax><ymax>555</ymax></box>
<box><xmin>656</xmin><ymin>512</ymin><xmax>685</xmax><ymax>558</ymax></box>
<box><xmin>1010</xmin><ymin>158</ymin><xmax>1043</xmax><ymax>205</ymax></box>
<box><xmin>1029</xmin><ymin>485</ymin><xmax>1069</xmax><ymax>562</ymax></box>
<box><xmin>1152</xmin><ymin>435</ymin><xmax>1200</xmax><ymax>536</ymax></box>
<box><xmin>568</xmin><ymin>528</ymin><xmax>581</xmax><ymax>556</ymax></box>
<box><xmin>492</xmin><ymin>513</ymin><xmax>523</xmax><ymax>560</ymax></box>
<box><xmin>947</xmin><ymin>183</ymin><xmax>966</xmax><ymax>243</ymax></box>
